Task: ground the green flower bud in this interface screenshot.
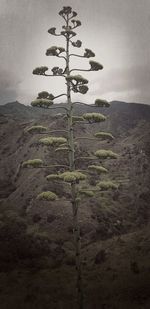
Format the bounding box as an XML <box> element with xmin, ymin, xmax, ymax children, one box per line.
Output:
<box><xmin>31</xmin><ymin>99</ymin><xmax>53</xmax><ymax>108</ymax></box>
<box><xmin>72</xmin><ymin>40</ymin><xmax>82</xmax><ymax>48</ymax></box>
<box><xmin>84</xmin><ymin>49</ymin><xmax>95</xmax><ymax>58</ymax></box>
<box><xmin>25</xmin><ymin>126</ymin><xmax>47</xmax><ymax>134</ymax></box>
<box><xmin>22</xmin><ymin>159</ymin><xmax>43</xmax><ymax>168</ymax></box>
<box><xmin>37</xmin><ymin>91</ymin><xmax>54</xmax><ymax>100</ymax></box>
<box><xmin>79</xmin><ymin>190</ymin><xmax>94</xmax><ymax>197</ymax></box>
<box><xmin>78</xmin><ymin>85</ymin><xmax>89</xmax><ymax>94</ymax></box>
<box><xmin>37</xmin><ymin>191</ymin><xmax>58</xmax><ymax>201</ymax></box>
<box><xmin>48</xmin><ymin>27</ymin><xmax>57</xmax><ymax>35</ymax></box>
<box><xmin>59</xmin><ymin>171</ymin><xmax>86</xmax><ymax>183</ymax></box>
<box><xmin>97</xmin><ymin>181</ymin><xmax>118</xmax><ymax>190</ymax></box>
<box><xmin>51</xmin><ymin>66</ymin><xmax>63</xmax><ymax>75</ymax></box>
<box><xmin>83</xmin><ymin>112</ymin><xmax>106</xmax><ymax>123</ymax></box>
<box><xmin>66</xmin><ymin>75</ymin><xmax>88</xmax><ymax>84</ymax></box>
<box><xmin>95</xmin><ymin>99</ymin><xmax>110</xmax><ymax>107</ymax></box>
<box><xmin>94</xmin><ymin>132</ymin><xmax>114</xmax><ymax>140</ymax></box>
<box><xmin>32</xmin><ymin>66</ymin><xmax>48</xmax><ymax>75</ymax></box>
<box><xmin>95</xmin><ymin>150</ymin><xmax>118</xmax><ymax>159</ymax></box>
<box><xmin>89</xmin><ymin>61</ymin><xmax>103</xmax><ymax>71</ymax></box>
<box><xmin>88</xmin><ymin>165</ymin><xmax>108</xmax><ymax>174</ymax></box>
<box><xmin>39</xmin><ymin>136</ymin><xmax>67</xmax><ymax>146</ymax></box>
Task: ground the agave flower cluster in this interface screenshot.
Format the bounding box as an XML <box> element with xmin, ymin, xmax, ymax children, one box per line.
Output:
<box><xmin>23</xmin><ymin>5</ymin><xmax>118</xmax><ymax>201</ymax></box>
<box><xmin>22</xmin><ymin>7</ymin><xmax>118</xmax><ymax>308</ymax></box>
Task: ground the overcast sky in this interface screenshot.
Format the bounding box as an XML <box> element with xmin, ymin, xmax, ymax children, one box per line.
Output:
<box><xmin>0</xmin><ymin>0</ymin><xmax>150</xmax><ymax>105</ymax></box>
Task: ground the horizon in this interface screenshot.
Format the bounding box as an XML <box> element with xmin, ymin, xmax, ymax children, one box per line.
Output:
<box><xmin>1</xmin><ymin>99</ymin><xmax>150</xmax><ymax>108</ymax></box>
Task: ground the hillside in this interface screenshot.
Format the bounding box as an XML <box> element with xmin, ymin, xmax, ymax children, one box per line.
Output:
<box><xmin>0</xmin><ymin>101</ymin><xmax>150</xmax><ymax>309</ymax></box>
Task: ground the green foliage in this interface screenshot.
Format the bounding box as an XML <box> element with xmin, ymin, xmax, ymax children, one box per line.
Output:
<box><xmin>48</xmin><ymin>27</ymin><xmax>57</xmax><ymax>35</ymax></box>
<box><xmin>71</xmin><ymin>40</ymin><xmax>82</xmax><ymax>48</ymax></box>
<box><xmin>46</xmin><ymin>46</ymin><xmax>65</xmax><ymax>56</ymax></box>
<box><xmin>78</xmin><ymin>85</ymin><xmax>89</xmax><ymax>94</ymax></box>
<box><xmin>94</xmin><ymin>132</ymin><xmax>114</xmax><ymax>140</ymax></box>
<box><xmin>59</xmin><ymin>6</ymin><xmax>72</xmax><ymax>16</ymax></box>
<box><xmin>84</xmin><ymin>48</ymin><xmax>95</xmax><ymax>58</ymax></box>
<box><xmin>89</xmin><ymin>61</ymin><xmax>103</xmax><ymax>71</ymax></box>
<box><xmin>66</xmin><ymin>75</ymin><xmax>88</xmax><ymax>84</ymax></box>
<box><xmin>32</xmin><ymin>66</ymin><xmax>48</xmax><ymax>75</ymax></box>
<box><xmin>95</xmin><ymin>150</ymin><xmax>118</xmax><ymax>159</ymax></box>
<box><xmin>88</xmin><ymin>165</ymin><xmax>108</xmax><ymax>174</ymax></box>
<box><xmin>47</xmin><ymin>171</ymin><xmax>86</xmax><ymax>183</ymax></box>
<box><xmin>83</xmin><ymin>112</ymin><xmax>106</xmax><ymax>123</ymax></box>
<box><xmin>79</xmin><ymin>190</ymin><xmax>94</xmax><ymax>197</ymax></box>
<box><xmin>66</xmin><ymin>75</ymin><xmax>89</xmax><ymax>93</ymax></box>
<box><xmin>72</xmin><ymin>116</ymin><xmax>84</xmax><ymax>122</ymax></box>
<box><xmin>56</xmin><ymin>142</ymin><xmax>68</xmax><ymax>147</ymax></box>
<box><xmin>97</xmin><ymin>181</ymin><xmax>118</xmax><ymax>190</ymax></box>
<box><xmin>37</xmin><ymin>191</ymin><xmax>58</xmax><ymax>201</ymax></box>
<box><xmin>39</xmin><ymin>136</ymin><xmax>67</xmax><ymax>146</ymax></box>
<box><xmin>22</xmin><ymin>8</ymin><xmax>118</xmax><ymax>309</ymax></box>
<box><xmin>61</xmin><ymin>30</ymin><xmax>76</xmax><ymax>38</ymax></box>
<box><xmin>37</xmin><ymin>91</ymin><xmax>54</xmax><ymax>100</ymax></box>
<box><xmin>51</xmin><ymin>66</ymin><xmax>64</xmax><ymax>75</ymax></box>
<box><xmin>55</xmin><ymin>147</ymin><xmax>69</xmax><ymax>152</ymax></box>
<box><xmin>25</xmin><ymin>125</ymin><xmax>47</xmax><ymax>134</ymax></box>
<box><xmin>75</xmin><ymin>197</ymin><xmax>81</xmax><ymax>203</ymax></box>
<box><xmin>46</xmin><ymin>174</ymin><xmax>61</xmax><ymax>181</ymax></box>
<box><xmin>31</xmin><ymin>99</ymin><xmax>53</xmax><ymax>108</ymax></box>
<box><xmin>59</xmin><ymin>171</ymin><xmax>86</xmax><ymax>183</ymax></box>
<box><xmin>95</xmin><ymin>99</ymin><xmax>110</xmax><ymax>107</ymax></box>
<box><xmin>22</xmin><ymin>159</ymin><xmax>43</xmax><ymax>168</ymax></box>
<box><xmin>71</xmin><ymin>19</ymin><xmax>82</xmax><ymax>28</ymax></box>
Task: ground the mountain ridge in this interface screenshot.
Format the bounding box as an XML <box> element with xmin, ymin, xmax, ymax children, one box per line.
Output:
<box><xmin>1</xmin><ymin>100</ymin><xmax>150</xmax><ymax>117</ymax></box>
<box><xmin>0</xmin><ymin>99</ymin><xmax>150</xmax><ymax>308</ymax></box>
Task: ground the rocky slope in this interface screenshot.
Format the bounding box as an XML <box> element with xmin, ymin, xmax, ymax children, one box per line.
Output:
<box><xmin>0</xmin><ymin>101</ymin><xmax>150</xmax><ymax>309</ymax></box>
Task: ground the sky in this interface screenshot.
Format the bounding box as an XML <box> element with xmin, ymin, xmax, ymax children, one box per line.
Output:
<box><xmin>0</xmin><ymin>0</ymin><xmax>150</xmax><ymax>105</ymax></box>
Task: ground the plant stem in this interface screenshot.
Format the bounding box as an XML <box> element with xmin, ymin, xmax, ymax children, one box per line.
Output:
<box><xmin>66</xmin><ymin>14</ymin><xmax>83</xmax><ymax>309</ymax></box>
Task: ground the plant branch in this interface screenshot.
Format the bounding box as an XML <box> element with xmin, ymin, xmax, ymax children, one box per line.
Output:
<box><xmin>25</xmin><ymin>164</ymin><xmax>69</xmax><ymax>169</ymax></box>
<box><xmin>73</xmin><ymin>121</ymin><xmax>94</xmax><ymax>125</ymax></box>
<box><xmin>72</xmin><ymin>101</ymin><xmax>96</xmax><ymax>107</ymax></box>
<box><xmin>69</xmin><ymin>54</ymin><xmax>85</xmax><ymax>58</ymax></box>
<box><xmin>75</xmin><ymin>156</ymin><xmax>96</xmax><ymax>161</ymax></box>
<box><xmin>54</xmin><ymin>93</ymin><xmax>67</xmax><ymax>99</ymax></box>
<box><xmin>44</xmin><ymin>73</ymin><xmax>66</xmax><ymax>77</ymax></box>
<box><xmin>48</xmin><ymin>129</ymin><xmax>68</xmax><ymax>134</ymax></box>
<box><xmin>32</xmin><ymin>130</ymin><xmax>68</xmax><ymax>135</ymax></box>
<box><xmin>75</xmin><ymin>137</ymin><xmax>98</xmax><ymax>141</ymax></box>
<box><xmin>57</xmin><ymin>55</ymin><xmax>67</xmax><ymax>61</ymax></box>
<box><xmin>32</xmin><ymin>105</ymin><xmax>68</xmax><ymax>112</ymax></box>
<box><xmin>70</xmin><ymin>68</ymin><xmax>91</xmax><ymax>73</ymax></box>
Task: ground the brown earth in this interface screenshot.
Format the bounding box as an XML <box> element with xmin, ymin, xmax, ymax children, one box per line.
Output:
<box><xmin>0</xmin><ymin>101</ymin><xmax>150</xmax><ymax>309</ymax></box>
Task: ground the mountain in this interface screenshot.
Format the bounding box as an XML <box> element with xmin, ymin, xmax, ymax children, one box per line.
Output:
<box><xmin>1</xmin><ymin>99</ymin><xmax>150</xmax><ymax>118</ymax></box>
<box><xmin>0</xmin><ymin>100</ymin><xmax>150</xmax><ymax>309</ymax></box>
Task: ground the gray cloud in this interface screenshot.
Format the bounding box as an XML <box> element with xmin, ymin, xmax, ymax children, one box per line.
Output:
<box><xmin>0</xmin><ymin>0</ymin><xmax>150</xmax><ymax>105</ymax></box>
<box><xmin>0</xmin><ymin>68</ymin><xmax>21</xmax><ymax>104</ymax></box>
<box><xmin>89</xmin><ymin>65</ymin><xmax>150</xmax><ymax>103</ymax></box>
